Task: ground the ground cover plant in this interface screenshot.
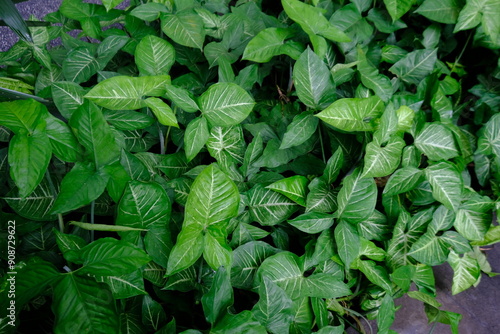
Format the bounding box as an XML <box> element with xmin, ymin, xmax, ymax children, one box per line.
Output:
<box><xmin>0</xmin><ymin>0</ymin><xmax>499</xmax><ymax>332</ymax></box>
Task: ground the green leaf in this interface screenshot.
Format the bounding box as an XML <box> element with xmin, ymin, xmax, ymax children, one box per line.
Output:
<box><xmin>362</xmin><ymin>136</ymin><xmax>405</xmax><ymax>178</ymax></box>
<box><xmin>252</xmin><ymin>277</ymin><xmax>294</xmax><ymax>334</ymax></box>
<box><xmin>52</xmin><ymin>275</ymin><xmax>119</xmax><ymax>334</ymax></box>
<box><xmin>425</xmin><ymin>162</ymin><xmax>463</xmax><ymax>211</ymax></box>
<box><xmin>415</xmin><ymin>0</ymin><xmax>462</xmax><ymax>24</ymax></box>
<box><xmin>85</xmin><ymin>75</ymin><xmax>171</xmax><ymax>110</ymax></box>
<box><xmin>202</xmin><ymin>267</ymin><xmax>233</xmax><ymax>325</ymax></box>
<box><xmin>144</xmin><ymin>226</ymin><xmax>173</xmax><ymax>268</ymax></box>
<box><xmin>199</xmin><ymin>82</ymin><xmax>255</xmax><ymax>127</ymax></box>
<box><xmin>102</xmin><ymin>0</ymin><xmax>124</xmax><ymax>11</ymax></box>
<box><xmin>4</xmin><ymin>178</ymin><xmax>56</xmax><ymax>221</ymax></box>
<box><xmin>383</xmin><ymin>0</ymin><xmax>416</xmax><ymax>21</ymax></box>
<box><xmin>248</xmin><ymin>184</ymin><xmax>298</xmax><ymax>226</ymax></box>
<box><xmin>144</xmin><ymin>97</ymin><xmax>178</xmax><ymax>127</ymax></box>
<box><xmin>69</xmin><ymin>100</ymin><xmax>120</xmax><ymax>166</ymax></box>
<box><xmin>51</xmin><ymin>81</ymin><xmax>86</xmax><ymax>120</ymax></box>
<box><xmin>448</xmin><ymin>250</ymin><xmax>481</xmax><ymax>295</ymax></box>
<box><xmin>323</xmin><ymin>147</ymin><xmax>344</xmax><ymax>184</ymax></box>
<box><xmin>334</xmin><ymin>220</ymin><xmax>360</xmax><ymax>269</ymax></box>
<box><xmin>266</xmin><ymin>175</ymin><xmax>309</xmax><ymax>206</ymax></box>
<box><xmin>232</xmin><ymin>241</ymin><xmax>280</xmax><ymax>289</ymax></box>
<box><xmin>142</xmin><ymin>294</ymin><xmax>167</xmax><ymax>331</ymax></box>
<box><xmin>377</xmin><ymin>294</ymin><xmax>395</xmax><ymax>334</ymax></box>
<box><xmin>164</xmin><ymin>85</ymin><xmax>199</xmax><ymax>113</ymax></box>
<box><xmin>65</xmin><ymin>238</ymin><xmax>151</xmax><ymax>276</ymax></box>
<box><xmin>293</xmin><ymin>47</ymin><xmax>336</xmax><ymax>110</ymax></box>
<box><xmin>166</xmin><ymin>224</ymin><xmax>204</xmax><ymax>275</ymax></box>
<box><xmin>8</xmin><ymin>126</ymin><xmax>52</xmax><ymax>198</ymax></box>
<box><xmin>70</xmin><ymin>221</ymin><xmax>147</xmax><ymax>232</ymax></box>
<box><xmin>103</xmin><ymin>110</ymin><xmax>154</xmax><ymax>131</ymax></box>
<box><xmin>415</xmin><ymin>123</ymin><xmax>459</xmax><ymax>161</ymax></box>
<box><xmin>281</xmin><ymin>0</ymin><xmax>350</xmax><ymax>43</ymax></box>
<box><xmin>0</xmin><ymin>99</ymin><xmax>46</xmax><ymax>134</ymax></box>
<box><xmin>161</xmin><ymin>10</ymin><xmax>205</xmax><ymax>50</ymax></box>
<box><xmin>408</xmin><ymin>231</ymin><xmax>449</xmax><ymax>266</ymax></box>
<box><xmin>280</xmin><ymin>112</ymin><xmax>319</xmax><ymax>150</ymax></box>
<box><xmin>184</xmin><ymin>164</ymin><xmax>240</xmax><ymax>228</ymax></box>
<box><xmin>204</xmin><ymin>231</ymin><xmax>233</xmax><ymax>270</ymax></box>
<box><xmin>315</xmin><ymin>97</ymin><xmax>384</xmax><ymax>132</ymax></box>
<box><xmin>337</xmin><ymin>169</ymin><xmax>377</xmax><ymax>223</ymax></box>
<box><xmin>306</xmin><ymin>178</ymin><xmax>338</xmax><ymax>213</ymax></box>
<box><xmin>62</xmin><ymin>47</ymin><xmax>100</xmax><ymax>83</ymax></box>
<box><xmin>357</xmin><ymin>48</ymin><xmax>393</xmax><ymax>102</ymax></box>
<box><xmin>184</xmin><ymin>117</ymin><xmax>209</xmax><ymax>162</ymax></box>
<box><xmin>383</xmin><ymin>167</ymin><xmax>424</xmax><ymax>196</ymax></box>
<box><xmin>207</xmin><ymin>125</ymin><xmax>246</xmax><ymax>165</ymax></box>
<box><xmin>51</xmin><ymin>162</ymin><xmax>110</xmax><ymax>214</ymax></box>
<box><xmin>211</xmin><ymin>311</ymin><xmax>267</xmax><ymax>334</ymax></box>
<box><xmin>116</xmin><ymin>181</ymin><xmax>171</xmax><ymax>230</ymax></box>
<box><xmin>0</xmin><ymin>258</ymin><xmax>60</xmax><ymax>312</ymax></box>
<box><xmin>130</xmin><ymin>2</ymin><xmax>171</xmax><ymax>21</ymax></box>
<box><xmin>355</xmin><ymin>259</ymin><xmax>393</xmax><ymax>292</ymax></box>
<box><xmin>46</xmin><ymin>115</ymin><xmax>83</xmax><ymax>162</ymax></box>
<box><xmin>389</xmin><ymin>49</ymin><xmax>438</xmax><ymax>85</ymax></box>
<box><xmin>243</xmin><ymin>28</ymin><xmax>295</xmax><ymax>63</ymax></box>
<box><xmin>471</xmin><ymin>225</ymin><xmax>500</xmax><ymax>246</ymax></box>
<box><xmin>454</xmin><ymin>195</ymin><xmax>494</xmax><ymax>241</ymax></box>
<box><xmin>135</xmin><ymin>35</ymin><xmax>175</xmax><ymax>76</ymax></box>
<box><xmin>97</xmin><ymin>35</ymin><xmax>129</xmax><ymax>68</ymax></box>
<box><xmin>287</xmin><ymin>212</ymin><xmax>335</xmax><ymax>234</ymax></box>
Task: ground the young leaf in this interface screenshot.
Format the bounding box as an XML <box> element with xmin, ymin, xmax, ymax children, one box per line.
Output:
<box><xmin>85</xmin><ymin>75</ymin><xmax>171</xmax><ymax>110</ymax></box>
<box><xmin>69</xmin><ymin>100</ymin><xmax>120</xmax><ymax>167</ymax></box>
<box><xmin>266</xmin><ymin>175</ymin><xmax>309</xmax><ymax>206</ymax></box>
<box><xmin>164</xmin><ymin>85</ymin><xmax>199</xmax><ymax>112</ymax></box>
<box><xmin>281</xmin><ymin>0</ymin><xmax>350</xmax><ymax>43</ymax></box>
<box><xmin>334</xmin><ymin>220</ymin><xmax>360</xmax><ymax>269</ymax></box>
<box><xmin>415</xmin><ymin>123</ymin><xmax>459</xmax><ymax>161</ymax></box>
<box><xmin>337</xmin><ymin>168</ymin><xmax>377</xmax><ymax>223</ymax></box>
<box><xmin>202</xmin><ymin>267</ymin><xmax>233</xmax><ymax>325</ymax></box>
<box><xmin>293</xmin><ymin>47</ymin><xmax>336</xmax><ymax>110</ymax></box>
<box><xmin>377</xmin><ymin>294</ymin><xmax>396</xmax><ymax>334</ymax></box>
<box><xmin>425</xmin><ymin>162</ymin><xmax>463</xmax><ymax>211</ymax></box>
<box><xmin>51</xmin><ymin>162</ymin><xmax>110</xmax><ymax>214</ymax></box>
<box><xmin>415</xmin><ymin>0</ymin><xmax>461</xmax><ymax>24</ymax></box>
<box><xmin>116</xmin><ymin>181</ymin><xmax>172</xmax><ymax>230</ymax></box>
<box><xmin>65</xmin><ymin>238</ymin><xmax>151</xmax><ymax>276</ymax></box>
<box><xmin>448</xmin><ymin>250</ymin><xmax>481</xmax><ymax>295</ymax></box>
<box><xmin>454</xmin><ymin>194</ymin><xmax>494</xmax><ymax>241</ymax></box>
<box><xmin>408</xmin><ymin>231</ymin><xmax>449</xmax><ymax>266</ymax></box>
<box><xmin>8</xmin><ymin>126</ymin><xmax>52</xmax><ymax>198</ymax></box>
<box><xmin>357</xmin><ymin>48</ymin><xmax>393</xmax><ymax>102</ymax></box>
<box><xmin>51</xmin><ymin>81</ymin><xmax>86</xmax><ymax>119</ymax></box>
<box><xmin>62</xmin><ymin>47</ymin><xmax>100</xmax><ymax>83</ymax></box>
<box><xmin>144</xmin><ymin>97</ymin><xmax>179</xmax><ymax>127</ymax></box>
<box><xmin>243</xmin><ymin>28</ymin><xmax>295</xmax><ymax>63</ymax></box>
<box><xmin>166</xmin><ymin>224</ymin><xmax>204</xmax><ymax>275</ymax></box>
<box><xmin>287</xmin><ymin>212</ymin><xmax>335</xmax><ymax>234</ymax></box>
<box><xmin>315</xmin><ymin>97</ymin><xmax>384</xmax><ymax>132</ymax></box>
<box><xmin>184</xmin><ymin>117</ymin><xmax>209</xmax><ymax>162</ymax></box>
<box><xmin>383</xmin><ymin>0</ymin><xmax>415</xmax><ymax>21</ymax></box>
<box><xmin>204</xmin><ymin>231</ymin><xmax>233</xmax><ymax>270</ymax></box>
<box><xmin>46</xmin><ymin>115</ymin><xmax>83</xmax><ymax>162</ymax></box>
<box><xmin>161</xmin><ymin>11</ymin><xmax>205</xmax><ymax>50</ymax></box>
<box><xmin>135</xmin><ymin>35</ymin><xmax>175</xmax><ymax>76</ymax></box>
<box><xmin>362</xmin><ymin>136</ymin><xmax>405</xmax><ymax>178</ymax></box>
<box><xmin>252</xmin><ymin>277</ymin><xmax>294</xmax><ymax>334</ymax></box>
<box><xmin>199</xmin><ymin>82</ymin><xmax>255</xmax><ymax>127</ymax></box>
<box><xmin>142</xmin><ymin>294</ymin><xmax>167</xmax><ymax>331</ymax></box>
<box><xmin>248</xmin><ymin>184</ymin><xmax>298</xmax><ymax>226</ymax></box>
<box><xmin>383</xmin><ymin>166</ymin><xmax>424</xmax><ymax>196</ymax></box>
<box><xmin>389</xmin><ymin>49</ymin><xmax>438</xmax><ymax>85</ymax></box>
<box><xmin>280</xmin><ymin>112</ymin><xmax>319</xmax><ymax>150</ymax></box>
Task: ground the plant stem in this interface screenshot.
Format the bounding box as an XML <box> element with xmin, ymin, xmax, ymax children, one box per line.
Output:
<box><xmin>158</xmin><ymin>124</ymin><xmax>165</xmax><ymax>154</ymax></box>
<box><xmin>45</xmin><ymin>170</ymin><xmax>64</xmax><ymax>232</ymax></box>
<box><xmin>318</xmin><ymin>123</ymin><xmax>326</xmax><ymax>163</ymax></box>
<box><xmin>90</xmin><ymin>201</ymin><xmax>95</xmax><ymax>242</ymax></box>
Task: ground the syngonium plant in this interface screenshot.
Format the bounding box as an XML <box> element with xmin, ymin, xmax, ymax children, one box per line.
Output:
<box><xmin>0</xmin><ymin>0</ymin><xmax>499</xmax><ymax>333</ymax></box>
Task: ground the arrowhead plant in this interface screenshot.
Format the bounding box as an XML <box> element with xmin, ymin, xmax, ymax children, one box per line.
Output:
<box><xmin>0</xmin><ymin>0</ymin><xmax>499</xmax><ymax>333</ymax></box>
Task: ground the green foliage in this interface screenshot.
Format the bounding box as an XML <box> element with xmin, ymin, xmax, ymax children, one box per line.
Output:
<box><xmin>0</xmin><ymin>0</ymin><xmax>499</xmax><ymax>333</ymax></box>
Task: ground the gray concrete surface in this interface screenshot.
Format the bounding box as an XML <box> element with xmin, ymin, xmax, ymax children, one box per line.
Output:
<box><xmin>1</xmin><ymin>1</ymin><xmax>500</xmax><ymax>333</ymax></box>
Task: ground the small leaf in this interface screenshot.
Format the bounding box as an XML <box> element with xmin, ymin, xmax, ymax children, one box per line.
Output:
<box><xmin>248</xmin><ymin>184</ymin><xmax>298</xmax><ymax>226</ymax></box>
<box><xmin>51</xmin><ymin>81</ymin><xmax>86</xmax><ymax>119</ymax></box>
<box><xmin>266</xmin><ymin>175</ymin><xmax>309</xmax><ymax>206</ymax></box>
<box><xmin>415</xmin><ymin>123</ymin><xmax>459</xmax><ymax>161</ymax></box>
<box><xmin>199</xmin><ymin>82</ymin><xmax>255</xmax><ymax>127</ymax></box>
<box><xmin>315</xmin><ymin>97</ymin><xmax>384</xmax><ymax>132</ymax></box>
<box><xmin>288</xmin><ymin>212</ymin><xmax>335</xmax><ymax>234</ymax></box>
<box><xmin>142</xmin><ymin>294</ymin><xmax>167</xmax><ymax>331</ymax></box>
<box><xmin>144</xmin><ymin>97</ymin><xmax>178</xmax><ymax>127</ymax></box>
<box><xmin>202</xmin><ymin>267</ymin><xmax>233</xmax><ymax>325</ymax></box>
<box><xmin>161</xmin><ymin>10</ymin><xmax>205</xmax><ymax>50</ymax></box>
<box><xmin>389</xmin><ymin>49</ymin><xmax>438</xmax><ymax>85</ymax></box>
<box><xmin>164</xmin><ymin>85</ymin><xmax>199</xmax><ymax>112</ymax></box>
<box><xmin>63</xmin><ymin>47</ymin><xmax>100</xmax><ymax>83</ymax></box>
<box><xmin>184</xmin><ymin>117</ymin><xmax>209</xmax><ymax>162</ymax></box>
<box><xmin>383</xmin><ymin>167</ymin><xmax>424</xmax><ymax>196</ymax></box>
<box><xmin>243</xmin><ymin>28</ymin><xmax>295</xmax><ymax>63</ymax></box>
<box><xmin>448</xmin><ymin>250</ymin><xmax>481</xmax><ymax>295</ymax></box>
<box><xmin>383</xmin><ymin>0</ymin><xmax>415</xmax><ymax>21</ymax></box>
<box><xmin>280</xmin><ymin>112</ymin><xmax>319</xmax><ymax>149</ymax></box>
<box><xmin>135</xmin><ymin>35</ymin><xmax>175</xmax><ymax>76</ymax></box>
<box><xmin>337</xmin><ymin>169</ymin><xmax>377</xmax><ymax>223</ymax></box>
<box><xmin>334</xmin><ymin>220</ymin><xmax>360</xmax><ymax>269</ymax></box>
<box><xmin>425</xmin><ymin>162</ymin><xmax>463</xmax><ymax>211</ymax></box>
<box><xmin>415</xmin><ymin>0</ymin><xmax>462</xmax><ymax>24</ymax></box>
<box><xmin>362</xmin><ymin>136</ymin><xmax>405</xmax><ymax>178</ymax></box>
<box><xmin>166</xmin><ymin>224</ymin><xmax>204</xmax><ymax>275</ymax></box>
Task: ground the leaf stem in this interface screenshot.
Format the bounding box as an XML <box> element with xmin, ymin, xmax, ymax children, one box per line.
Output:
<box><xmin>318</xmin><ymin>122</ymin><xmax>326</xmax><ymax>163</ymax></box>
<box><xmin>45</xmin><ymin>170</ymin><xmax>64</xmax><ymax>233</ymax></box>
<box><xmin>90</xmin><ymin>201</ymin><xmax>95</xmax><ymax>242</ymax></box>
<box><xmin>158</xmin><ymin>124</ymin><xmax>165</xmax><ymax>154</ymax></box>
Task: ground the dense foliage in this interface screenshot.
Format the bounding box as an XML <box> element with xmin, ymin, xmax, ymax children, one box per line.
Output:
<box><xmin>0</xmin><ymin>0</ymin><xmax>499</xmax><ymax>333</ymax></box>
